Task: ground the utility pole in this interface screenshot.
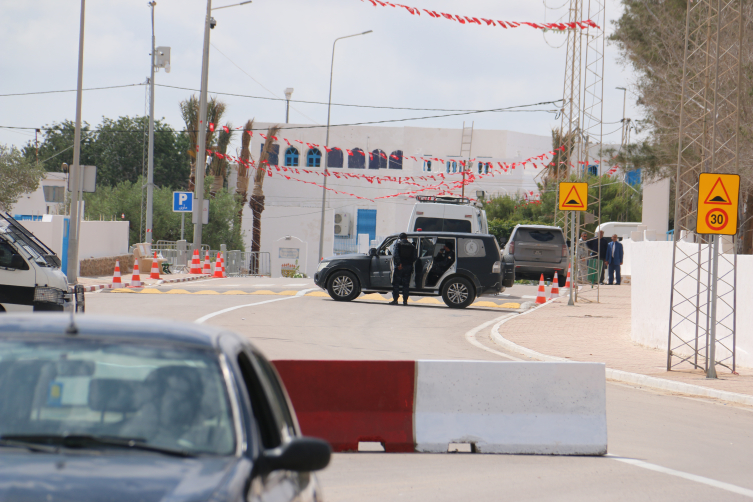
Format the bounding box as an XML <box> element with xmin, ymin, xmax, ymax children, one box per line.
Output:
<box><xmin>66</xmin><ymin>0</ymin><xmax>86</xmax><ymax>284</ymax></box>
<box><xmin>35</xmin><ymin>129</ymin><xmax>40</xmax><ymax>165</ymax></box>
<box><xmin>193</xmin><ymin>0</ymin><xmax>213</xmax><ymax>253</ymax></box>
<box><xmin>146</xmin><ymin>1</ymin><xmax>156</xmax><ymax>245</ymax></box>
<box><xmin>284</xmin><ymin>88</ymin><xmax>294</xmax><ymax>124</ymax></box>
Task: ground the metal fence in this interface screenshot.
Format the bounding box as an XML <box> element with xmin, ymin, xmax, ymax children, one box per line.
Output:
<box><xmin>333</xmin><ymin>236</ymin><xmax>358</xmax><ymax>255</ymax></box>
<box><xmin>224</xmin><ymin>251</ymin><xmax>270</xmax><ymax>277</ymax></box>
<box><xmin>128</xmin><ymin>241</ymin><xmax>269</xmax><ymax>276</ymax></box>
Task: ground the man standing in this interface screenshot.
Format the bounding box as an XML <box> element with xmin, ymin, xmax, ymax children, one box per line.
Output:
<box><xmin>587</xmin><ymin>230</ymin><xmax>611</xmax><ymax>285</ymax></box>
<box><xmin>390</xmin><ymin>233</ymin><xmax>417</xmax><ymax>305</ymax></box>
<box><xmin>427</xmin><ymin>241</ymin><xmax>455</xmax><ymax>285</ymax></box>
<box><xmin>606</xmin><ymin>234</ymin><xmax>624</xmax><ymax>285</ymax></box>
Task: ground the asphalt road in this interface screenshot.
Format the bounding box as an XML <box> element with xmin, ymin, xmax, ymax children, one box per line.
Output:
<box><xmin>88</xmin><ymin>277</ymin><xmax>753</xmax><ymax>501</ymax></box>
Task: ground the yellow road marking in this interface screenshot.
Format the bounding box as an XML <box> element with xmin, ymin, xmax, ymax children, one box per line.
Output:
<box><xmin>166</xmin><ymin>289</ymin><xmax>191</xmax><ymax>294</ymax></box>
<box><xmin>222</xmin><ymin>290</ymin><xmax>249</xmax><ymax>295</ymax></box>
<box><xmin>277</xmin><ymin>290</ymin><xmax>299</xmax><ymax>296</ymax></box>
<box><xmin>140</xmin><ymin>288</ymin><xmax>162</xmax><ymax>294</ymax></box>
<box><xmin>192</xmin><ymin>290</ymin><xmax>220</xmax><ymax>295</ymax></box>
<box><xmin>110</xmin><ymin>288</ymin><xmax>135</xmax><ymax>293</ymax></box>
<box><xmin>250</xmin><ymin>290</ymin><xmax>278</xmax><ymax>295</ymax></box>
<box><xmin>360</xmin><ymin>293</ymin><xmax>389</xmax><ymax>301</ymax></box>
<box><xmin>305</xmin><ymin>291</ymin><xmax>330</xmax><ymax>297</ymax></box>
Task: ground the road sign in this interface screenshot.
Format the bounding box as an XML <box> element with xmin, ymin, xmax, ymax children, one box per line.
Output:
<box><xmin>696</xmin><ymin>173</ymin><xmax>740</xmax><ymax>235</ymax></box>
<box><xmin>173</xmin><ymin>192</ymin><xmax>193</xmax><ymax>212</ymax></box>
<box><xmin>192</xmin><ymin>199</ymin><xmax>209</xmax><ymax>225</ymax></box>
<box><xmin>558</xmin><ymin>182</ymin><xmax>588</xmax><ymax>211</ymax></box>
<box><xmin>67</xmin><ymin>165</ymin><xmax>97</xmax><ymax>193</ymax></box>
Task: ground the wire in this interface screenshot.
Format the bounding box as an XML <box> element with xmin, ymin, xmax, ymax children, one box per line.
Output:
<box><xmin>0</xmin><ymin>83</ymin><xmax>146</xmax><ymax>98</ymax></box>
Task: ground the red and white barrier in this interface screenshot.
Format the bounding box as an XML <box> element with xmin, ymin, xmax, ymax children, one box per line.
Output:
<box><xmin>273</xmin><ymin>360</ymin><xmax>607</xmax><ymax>455</ymax></box>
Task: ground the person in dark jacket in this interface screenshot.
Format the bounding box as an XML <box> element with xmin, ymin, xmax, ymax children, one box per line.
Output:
<box><xmin>586</xmin><ymin>230</ymin><xmax>611</xmax><ymax>285</ymax></box>
<box><xmin>427</xmin><ymin>242</ymin><xmax>455</xmax><ymax>285</ymax></box>
<box><xmin>390</xmin><ymin>233</ymin><xmax>417</xmax><ymax>305</ymax></box>
<box><xmin>606</xmin><ymin>234</ymin><xmax>624</xmax><ymax>285</ymax></box>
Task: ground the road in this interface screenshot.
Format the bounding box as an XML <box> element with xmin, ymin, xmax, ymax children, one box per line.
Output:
<box><xmin>89</xmin><ymin>277</ymin><xmax>753</xmax><ymax>501</ymax></box>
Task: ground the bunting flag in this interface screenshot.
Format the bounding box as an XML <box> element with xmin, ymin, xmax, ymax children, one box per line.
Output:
<box><xmin>361</xmin><ymin>0</ymin><xmax>601</xmax><ymax>30</ymax></box>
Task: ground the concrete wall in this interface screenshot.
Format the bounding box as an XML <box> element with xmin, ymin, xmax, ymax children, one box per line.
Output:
<box><xmin>631</xmin><ymin>241</ymin><xmax>752</xmax><ymax>368</ymax></box>
<box><xmin>11</xmin><ymin>172</ymin><xmax>67</xmax><ymax>216</ymax></box>
<box><xmin>642</xmin><ymin>177</ymin><xmax>670</xmax><ymax>235</ymax></box>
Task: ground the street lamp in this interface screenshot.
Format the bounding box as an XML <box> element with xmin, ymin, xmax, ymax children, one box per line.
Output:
<box><xmin>192</xmin><ymin>0</ymin><xmax>251</xmax><ymax>253</ymax></box>
<box><xmin>616</xmin><ymin>87</ymin><xmax>628</xmax><ymax>151</ymax></box>
<box><xmin>317</xmin><ymin>30</ymin><xmax>373</xmax><ymax>261</ymax></box>
<box><xmin>284</xmin><ymin>88</ymin><xmax>294</xmax><ymax>123</ymax></box>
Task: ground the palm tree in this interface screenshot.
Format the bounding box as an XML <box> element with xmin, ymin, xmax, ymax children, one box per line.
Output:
<box><xmin>209</xmin><ymin>123</ymin><xmax>234</xmax><ymax>195</ymax></box>
<box><xmin>235</xmin><ymin>120</ymin><xmax>254</xmax><ymax>220</ymax></box>
<box><xmin>179</xmin><ymin>95</ymin><xmax>227</xmax><ymax>190</ymax></box>
<box><xmin>249</xmin><ymin>125</ymin><xmax>280</xmax><ymax>274</ymax></box>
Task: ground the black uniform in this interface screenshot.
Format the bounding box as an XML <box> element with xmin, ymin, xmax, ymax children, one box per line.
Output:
<box><xmin>586</xmin><ymin>236</ymin><xmax>610</xmax><ymax>284</ymax></box>
<box><xmin>392</xmin><ymin>238</ymin><xmax>417</xmax><ymax>302</ymax></box>
<box><xmin>427</xmin><ymin>247</ymin><xmax>455</xmax><ymax>285</ymax></box>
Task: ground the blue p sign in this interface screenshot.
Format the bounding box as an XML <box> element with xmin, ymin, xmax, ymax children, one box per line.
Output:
<box><xmin>173</xmin><ymin>192</ymin><xmax>193</xmax><ymax>212</ymax></box>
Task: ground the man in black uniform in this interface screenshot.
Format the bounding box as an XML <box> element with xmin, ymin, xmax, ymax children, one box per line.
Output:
<box><xmin>390</xmin><ymin>233</ymin><xmax>417</xmax><ymax>305</ymax></box>
<box><xmin>586</xmin><ymin>230</ymin><xmax>610</xmax><ymax>285</ymax></box>
<box><xmin>427</xmin><ymin>242</ymin><xmax>455</xmax><ymax>285</ymax></box>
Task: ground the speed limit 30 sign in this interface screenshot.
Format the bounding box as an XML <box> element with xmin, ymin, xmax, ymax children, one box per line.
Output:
<box><xmin>696</xmin><ymin>173</ymin><xmax>740</xmax><ymax>235</ymax></box>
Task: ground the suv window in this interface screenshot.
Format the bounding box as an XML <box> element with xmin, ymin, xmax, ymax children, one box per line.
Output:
<box><xmin>414</xmin><ymin>217</ymin><xmax>471</xmax><ymax>233</ymax></box>
<box><xmin>515</xmin><ymin>229</ymin><xmax>562</xmax><ymax>243</ymax></box>
<box><xmin>237</xmin><ymin>352</ymin><xmax>281</xmax><ymax>449</ymax></box>
<box><xmin>378</xmin><ymin>237</ymin><xmax>397</xmax><ymax>256</ymax></box>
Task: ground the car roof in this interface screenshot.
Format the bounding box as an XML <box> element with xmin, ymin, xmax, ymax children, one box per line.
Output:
<box><xmin>387</xmin><ymin>231</ymin><xmax>495</xmax><ymax>239</ymax></box>
<box><xmin>0</xmin><ymin>314</ymin><xmax>236</xmax><ymax>350</ymax></box>
<box><xmin>513</xmin><ymin>224</ymin><xmax>564</xmax><ymax>232</ymax></box>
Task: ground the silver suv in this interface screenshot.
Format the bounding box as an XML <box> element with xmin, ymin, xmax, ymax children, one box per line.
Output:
<box><xmin>502</xmin><ymin>224</ymin><xmax>568</xmax><ymax>287</ymax></box>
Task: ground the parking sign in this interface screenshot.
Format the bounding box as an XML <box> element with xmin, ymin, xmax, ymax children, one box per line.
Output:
<box><xmin>173</xmin><ymin>192</ymin><xmax>193</xmax><ymax>212</ymax></box>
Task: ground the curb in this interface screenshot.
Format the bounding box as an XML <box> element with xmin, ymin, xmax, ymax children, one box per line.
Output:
<box><xmin>75</xmin><ymin>274</ymin><xmax>212</xmax><ymax>292</ymax></box>
<box><xmin>491</xmin><ymin>298</ymin><xmax>753</xmax><ymax>407</ymax></box>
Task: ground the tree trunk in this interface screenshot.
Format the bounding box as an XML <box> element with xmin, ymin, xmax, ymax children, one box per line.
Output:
<box><xmin>249</xmin><ymin>194</ymin><xmax>265</xmax><ymax>274</ymax></box>
<box><xmin>743</xmin><ymin>191</ymin><xmax>753</xmax><ymax>255</ymax></box>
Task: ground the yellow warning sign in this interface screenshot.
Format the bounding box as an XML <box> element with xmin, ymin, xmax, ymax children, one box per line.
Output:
<box><xmin>696</xmin><ymin>173</ymin><xmax>740</xmax><ymax>235</ymax></box>
<box><xmin>558</xmin><ymin>182</ymin><xmax>588</xmax><ymax>211</ymax></box>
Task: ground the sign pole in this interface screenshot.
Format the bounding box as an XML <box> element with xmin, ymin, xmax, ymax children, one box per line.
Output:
<box><xmin>707</xmin><ymin>234</ymin><xmax>720</xmax><ymax>379</ymax></box>
<box><xmin>568</xmin><ymin>211</ymin><xmax>575</xmax><ymax>306</ymax></box>
<box><xmin>181</xmin><ymin>213</ymin><xmax>185</xmax><ymax>241</ymax></box>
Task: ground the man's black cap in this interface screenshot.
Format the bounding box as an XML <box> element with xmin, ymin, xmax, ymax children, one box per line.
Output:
<box><xmin>399</xmin><ymin>232</ymin><xmax>408</xmax><ymax>239</ymax></box>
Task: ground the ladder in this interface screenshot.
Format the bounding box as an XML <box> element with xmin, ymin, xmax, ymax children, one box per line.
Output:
<box><xmin>459</xmin><ymin>121</ymin><xmax>474</xmax><ymax>159</ymax></box>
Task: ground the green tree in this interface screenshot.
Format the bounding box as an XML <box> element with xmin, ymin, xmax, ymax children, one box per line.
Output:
<box><xmin>22</xmin><ymin>120</ymin><xmax>95</xmax><ymax>172</ymax></box>
<box><xmin>0</xmin><ymin>144</ymin><xmax>46</xmax><ymax>211</ymax></box>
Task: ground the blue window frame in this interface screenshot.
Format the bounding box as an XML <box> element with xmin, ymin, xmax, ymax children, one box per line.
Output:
<box><xmin>327</xmin><ymin>149</ymin><xmax>343</xmax><ymax>168</ymax></box>
<box><xmin>260</xmin><ymin>144</ymin><xmax>280</xmax><ymax>166</ymax></box>
<box><xmin>307</xmin><ymin>148</ymin><xmax>322</xmax><ymax>167</ymax></box>
<box><xmin>356</xmin><ymin>209</ymin><xmax>377</xmax><ymax>243</ymax></box>
<box><xmin>423</xmin><ymin>159</ymin><xmax>432</xmax><ymax>172</ymax></box>
<box><xmin>389</xmin><ymin>150</ymin><xmax>403</xmax><ymax>170</ymax></box>
<box><xmin>350</xmin><ymin>148</ymin><xmax>365</xmax><ymax>169</ymax></box>
<box><xmin>284</xmin><ymin>146</ymin><xmax>299</xmax><ymax>167</ymax></box>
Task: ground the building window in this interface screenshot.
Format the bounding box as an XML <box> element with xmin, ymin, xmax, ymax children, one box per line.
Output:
<box><xmin>327</xmin><ymin>148</ymin><xmax>343</xmax><ymax>168</ymax></box>
<box><xmin>389</xmin><ymin>150</ymin><xmax>403</xmax><ymax>170</ymax></box>
<box><xmin>260</xmin><ymin>144</ymin><xmax>280</xmax><ymax>166</ymax></box>
<box><xmin>284</xmin><ymin>147</ymin><xmax>299</xmax><ymax>167</ymax></box>
<box><xmin>369</xmin><ymin>149</ymin><xmax>386</xmax><ymax>170</ymax></box>
<box><xmin>478</xmin><ymin>162</ymin><xmax>490</xmax><ymax>174</ymax></box>
<box><xmin>477</xmin><ymin>162</ymin><xmax>483</xmax><ymax>174</ymax></box>
<box><xmin>349</xmin><ymin>148</ymin><xmax>365</xmax><ymax>169</ymax></box>
<box><xmin>423</xmin><ymin>159</ymin><xmax>432</xmax><ymax>172</ymax></box>
<box><xmin>43</xmin><ymin>186</ymin><xmax>64</xmax><ymax>203</ymax></box>
<box><xmin>307</xmin><ymin>148</ymin><xmax>322</xmax><ymax>167</ymax></box>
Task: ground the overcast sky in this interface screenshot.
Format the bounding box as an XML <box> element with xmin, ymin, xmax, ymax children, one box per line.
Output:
<box><xmin>1</xmin><ymin>0</ymin><xmax>642</xmax><ymax>157</ymax></box>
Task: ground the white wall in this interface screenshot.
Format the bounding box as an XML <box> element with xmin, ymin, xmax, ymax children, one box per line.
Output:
<box><xmin>10</xmin><ymin>172</ymin><xmax>67</xmax><ymax>216</ymax></box>
<box><xmin>631</xmin><ymin>241</ymin><xmax>752</xmax><ymax>368</ymax></box>
<box><xmin>77</xmin><ymin>221</ymin><xmax>130</xmax><ymax>259</ymax></box>
<box><xmin>642</xmin><ymin>177</ymin><xmax>670</xmax><ymax>235</ymax></box>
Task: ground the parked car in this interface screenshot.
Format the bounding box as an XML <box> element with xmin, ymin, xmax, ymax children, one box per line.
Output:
<box><xmin>0</xmin><ymin>314</ymin><xmax>330</xmax><ymax>502</ymax></box>
<box><xmin>314</xmin><ymin>232</ymin><xmax>514</xmax><ymax>308</ymax></box>
<box><xmin>407</xmin><ymin>195</ymin><xmax>488</xmax><ymax>234</ymax></box>
<box><xmin>502</xmin><ymin>224</ymin><xmax>569</xmax><ymax>287</ymax></box>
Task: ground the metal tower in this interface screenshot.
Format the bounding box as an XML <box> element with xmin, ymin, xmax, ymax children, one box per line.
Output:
<box><xmin>667</xmin><ymin>0</ymin><xmax>743</xmax><ymax>373</ymax></box>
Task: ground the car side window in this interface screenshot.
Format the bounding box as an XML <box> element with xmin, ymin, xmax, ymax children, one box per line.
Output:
<box><xmin>237</xmin><ymin>351</ymin><xmax>281</xmax><ymax>449</ymax></box>
<box><xmin>378</xmin><ymin>237</ymin><xmax>397</xmax><ymax>256</ymax></box>
<box><xmin>252</xmin><ymin>352</ymin><xmax>297</xmax><ymax>440</ymax></box>
<box><xmin>418</xmin><ymin>238</ymin><xmax>435</xmax><ymax>258</ymax></box>
<box><xmin>0</xmin><ymin>240</ymin><xmax>17</xmax><ymax>268</ymax></box>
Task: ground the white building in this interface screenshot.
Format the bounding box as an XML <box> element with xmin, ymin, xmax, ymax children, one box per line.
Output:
<box><xmin>227</xmin><ymin>123</ymin><xmax>555</xmax><ymax>278</ymax></box>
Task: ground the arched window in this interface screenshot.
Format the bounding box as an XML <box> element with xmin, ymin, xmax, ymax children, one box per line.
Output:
<box><xmin>452</xmin><ymin>161</ymin><xmax>458</xmax><ymax>173</ymax></box>
<box><xmin>423</xmin><ymin>159</ymin><xmax>432</xmax><ymax>172</ymax></box>
<box><xmin>446</xmin><ymin>161</ymin><xmax>451</xmax><ymax>173</ymax></box>
<box><xmin>260</xmin><ymin>144</ymin><xmax>280</xmax><ymax>166</ymax></box>
<box><xmin>389</xmin><ymin>150</ymin><xmax>403</xmax><ymax>170</ymax></box>
<box><xmin>477</xmin><ymin>162</ymin><xmax>483</xmax><ymax>174</ymax></box>
<box><xmin>327</xmin><ymin>148</ymin><xmax>343</xmax><ymax>168</ymax></box>
<box><xmin>284</xmin><ymin>146</ymin><xmax>299</xmax><ymax>167</ymax></box>
<box><xmin>307</xmin><ymin>148</ymin><xmax>322</xmax><ymax>168</ymax></box>
<box><xmin>349</xmin><ymin>148</ymin><xmax>365</xmax><ymax>169</ymax></box>
<box><xmin>485</xmin><ymin>162</ymin><xmax>490</xmax><ymax>174</ymax></box>
<box><xmin>369</xmin><ymin>149</ymin><xmax>386</xmax><ymax>170</ymax></box>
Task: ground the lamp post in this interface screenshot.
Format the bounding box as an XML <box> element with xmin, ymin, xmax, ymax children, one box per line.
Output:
<box><xmin>284</xmin><ymin>88</ymin><xmax>294</xmax><ymax>123</ymax></box>
<box><xmin>317</xmin><ymin>30</ymin><xmax>373</xmax><ymax>261</ymax></box>
<box><xmin>616</xmin><ymin>87</ymin><xmax>628</xmax><ymax>152</ymax></box>
<box><xmin>192</xmin><ymin>0</ymin><xmax>252</xmax><ymax>253</ymax></box>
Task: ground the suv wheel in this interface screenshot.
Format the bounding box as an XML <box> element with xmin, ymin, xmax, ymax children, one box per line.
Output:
<box><xmin>327</xmin><ymin>270</ymin><xmax>361</xmax><ymax>301</ymax></box>
<box><xmin>441</xmin><ymin>277</ymin><xmax>474</xmax><ymax>309</ymax></box>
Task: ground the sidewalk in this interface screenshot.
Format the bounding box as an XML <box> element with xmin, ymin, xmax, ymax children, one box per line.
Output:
<box><xmin>495</xmin><ymin>285</ymin><xmax>752</xmax><ymax>397</ymax></box>
<box><xmin>77</xmin><ymin>272</ymin><xmax>210</xmax><ymax>291</ymax></box>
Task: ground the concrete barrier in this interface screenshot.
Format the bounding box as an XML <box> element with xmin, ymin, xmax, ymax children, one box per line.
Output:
<box><xmin>273</xmin><ymin>360</ymin><xmax>415</xmax><ymax>452</ymax></box>
<box><xmin>414</xmin><ymin>360</ymin><xmax>607</xmax><ymax>455</ymax></box>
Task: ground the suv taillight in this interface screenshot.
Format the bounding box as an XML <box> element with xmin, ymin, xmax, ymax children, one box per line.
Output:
<box><xmin>492</xmin><ymin>261</ymin><xmax>501</xmax><ymax>273</ymax></box>
<box><xmin>509</xmin><ymin>242</ymin><xmax>515</xmax><ymax>254</ymax></box>
<box><xmin>562</xmin><ymin>244</ymin><xmax>568</xmax><ymax>257</ymax></box>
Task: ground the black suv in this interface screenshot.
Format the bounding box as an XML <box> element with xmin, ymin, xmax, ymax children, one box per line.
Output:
<box><xmin>314</xmin><ymin>232</ymin><xmax>514</xmax><ymax>308</ymax></box>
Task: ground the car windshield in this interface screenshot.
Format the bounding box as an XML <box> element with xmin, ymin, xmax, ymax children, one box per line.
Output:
<box><xmin>0</xmin><ymin>339</ymin><xmax>236</xmax><ymax>456</ymax></box>
<box><xmin>414</xmin><ymin>217</ymin><xmax>472</xmax><ymax>233</ymax></box>
<box><xmin>516</xmin><ymin>229</ymin><xmax>559</xmax><ymax>243</ymax></box>
<box><xmin>0</xmin><ymin>214</ymin><xmax>59</xmax><ymax>268</ymax></box>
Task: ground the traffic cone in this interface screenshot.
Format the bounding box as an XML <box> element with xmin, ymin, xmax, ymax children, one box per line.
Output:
<box><xmin>550</xmin><ymin>272</ymin><xmax>560</xmax><ymax>299</ymax></box>
<box><xmin>202</xmin><ymin>251</ymin><xmax>211</xmax><ymax>275</ymax></box>
<box><xmin>150</xmin><ymin>251</ymin><xmax>161</xmax><ymax>280</ymax></box>
<box><xmin>129</xmin><ymin>261</ymin><xmax>142</xmax><ymax>288</ymax></box>
<box><xmin>565</xmin><ymin>264</ymin><xmax>572</xmax><ymax>289</ymax></box>
<box><xmin>535</xmin><ymin>273</ymin><xmax>547</xmax><ymax>304</ymax></box>
<box><xmin>221</xmin><ymin>254</ymin><xmax>227</xmax><ymax>278</ymax></box>
<box><xmin>213</xmin><ymin>253</ymin><xmax>224</xmax><ymax>278</ymax></box>
<box><xmin>112</xmin><ymin>260</ymin><xmax>122</xmax><ymax>285</ymax></box>
<box><xmin>189</xmin><ymin>249</ymin><xmax>202</xmax><ymax>274</ymax></box>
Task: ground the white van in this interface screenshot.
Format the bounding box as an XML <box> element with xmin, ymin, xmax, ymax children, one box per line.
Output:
<box><xmin>408</xmin><ymin>196</ymin><xmax>488</xmax><ymax>234</ymax></box>
<box><xmin>0</xmin><ymin>212</ymin><xmax>79</xmax><ymax>313</ymax></box>
<box><xmin>595</xmin><ymin>222</ymin><xmax>643</xmax><ymax>240</ymax></box>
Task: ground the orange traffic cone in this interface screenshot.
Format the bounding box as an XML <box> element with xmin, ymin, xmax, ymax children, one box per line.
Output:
<box><xmin>564</xmin><ymin>264</ymin><xmax>572</xmax><ymax>289</ymax></box>
<box><xmin>221</xmin><ymin>254</ymin><xmax>227</xmax><ymax>278</ymax></box>
<box><xmin>202</xmin><ymin>251</ymin><xmax>211</xmax><ymax>274</ymax></box>
<box><xmin>130</xmin><ymin>261</ymin><xmax>142</xmax><ymax>287</ymax></box>
<box><xmin>535</xmin><ymin>273</ymin><xmax>547</xmax><ymax>304</ymax></box>
<box><xmin>189</xmin><ymin>248</ymin><xmax>202</xmax><ymax>274</ymax></box>
<box><xmin>150</xmin><ymin>251</ymin><xmax>161</xmax><ymax>280</ymax></box>
<box><xmin>550</xmin><ymin>272</ymin><xmax>560</xmax><ymax>299</ymax></box>
<box><xmin>112</xmin><ymin>260</ymin><xmax>122</xmax><ymax>285</ymax></box>
<box><xmin>213</xmin><ymin>253</ymin><xmax>224</xmax><ymax>278</ymax></box>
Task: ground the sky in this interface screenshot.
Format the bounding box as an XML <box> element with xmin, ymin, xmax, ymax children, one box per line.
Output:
<box><xmin>0</xmin><ymin>0</ymin><xmax>643</xmax><ymax>157</ymax></box>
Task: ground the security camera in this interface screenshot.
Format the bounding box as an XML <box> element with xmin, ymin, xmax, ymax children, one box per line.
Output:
<box><xmin>209</xmin><ymin>17</ymin><xmax>217</xmax><ymax>29</ymax></box>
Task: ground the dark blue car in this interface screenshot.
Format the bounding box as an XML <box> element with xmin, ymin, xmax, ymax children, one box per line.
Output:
<box><xmin>0</xmin><ymin>315</ymin><xmax>330</xmax><ymax>501</ymax></box>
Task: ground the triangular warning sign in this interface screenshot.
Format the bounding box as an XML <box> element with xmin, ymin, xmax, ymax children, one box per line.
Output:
<box><xmin>703</xmin><ymin>177</ymin><xmax>732</xmax><ymax>205</ymax></box>
<box><xmin>562</xmin><ymin>185</ymin><xmax>585</xmax><ymax>209</ymax></box>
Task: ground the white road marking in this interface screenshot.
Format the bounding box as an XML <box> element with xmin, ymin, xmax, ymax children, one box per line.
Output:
<box><xmin>285</xmin><ymin>283</ymin><xmax>310</xmax><ymax>286</ymax></box>
<box><xmin>194</xmin><ymin>288</ymin><xmax>317</xmax><ymax>324</ymax></box>
<box><xmin>607</xmin><ymin>455</ymin><xmax>753</xmax><ymax>498</ymax></box>
<box><xmin>464</xmin><ymin>315</ymin><xmax>525</xmax><ymax>361</ymax></box>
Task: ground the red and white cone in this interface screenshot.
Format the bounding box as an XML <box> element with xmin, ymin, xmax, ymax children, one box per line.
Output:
<box><xmin>564</xmin><ymin>264</ymin><xmax>572</xmax><ymax>289</ymax></box>
<box><xmin>189</xmin><ymin>249</ymin><xmax>202</xmax><ymax>274</ymax></box>
<box><xmin>535</xmin><ymin>273</ymin><xmax>547</xmax><ymax>304</ymax></box>
<box><xmin>213</xmin><ymin>253</ymin><xmax>224</xmax><ymax>278</ymax></box>
<box><xmin>550</xmin><ymin>272</ymin><xmax>560</xmax><ymax>299</ymax></box>
<box><xmin>112</xmin><ymin>260</ymin><xmax>122</xmax><ymax>285</ymax></box>
<box><xmin>129</xmin><ymin>261</ymin><xmax>142</xmax><ymax>288</ymax></box>
<box><xmin>221</xmin><ymin>254</ymin><xmax>227</xmax><ymax>278</ymax></box>
<box><xmin>202</xmin><ymin>251</ymin><xmax>211</xmax><ymax>275</ymax></box>
<box><xmin>150</xmin><ymin>251</ymin><xmax>161</xmax><ymax>280</ymax></box>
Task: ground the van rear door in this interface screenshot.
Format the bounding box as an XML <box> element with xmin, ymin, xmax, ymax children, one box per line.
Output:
<box><xmin>513</xmin><ymin>228</ymin><xmax>564</xmax><ymax>263</ymax></box>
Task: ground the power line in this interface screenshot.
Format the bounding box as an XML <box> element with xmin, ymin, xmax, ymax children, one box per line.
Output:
<box><xmin>0</xmin><ymin>83</ymin><xmax>146</xmax><ymax>97</ymax></box>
